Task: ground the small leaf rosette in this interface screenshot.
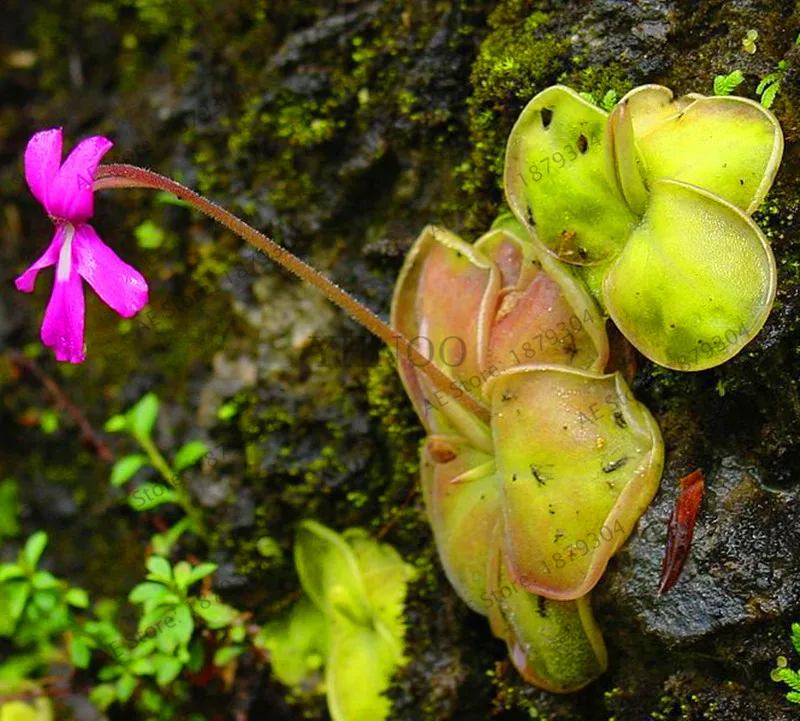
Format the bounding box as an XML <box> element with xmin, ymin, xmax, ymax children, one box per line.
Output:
<box><xmin>505</xmin><ymin>85</ymin><xmax>783</xmax><ymax>371</ymax></box>
<box><xmin>289</xmin><ymin>521</ymin><xmax>416</xmax><ymax>721</ymax></box>
<box><xmin>393</xmin><ymin>220</ymin><xmax>664</xmax><ymax>691</ymax></box>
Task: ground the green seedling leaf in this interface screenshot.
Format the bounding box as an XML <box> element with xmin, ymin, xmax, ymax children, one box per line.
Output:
<box><xmin>22</xmin><ymin>531</ymin><xmax>47</xmax><ymax>569</ymax></box>
<box><xmin>145</xmin><ymin>556</ymin><xmax>173</xmax><ymax>584</ymax></box>
<box><xmin>185</xmin><ymin>563</ymin><xmax>218</xmax><ymax>587</ymax></box>
<box><xmin>116</xmin><ymin>673</ymin><xmax>137</xmax><ymax>702</ymax></box>
<box><xmin>505</xmin><ymin>85</ymin><xmax>637</xmax><ymax>265</ymax></box>
<box><xmin>604</xmin><ymin>180</ymin><xmax>776</xmax><ymax>370</ymax></box>
<box><xmin>0</xmin><ymin>581</ymin><xmax>30</xmax><ymax>635</ymax></box>
<box><xmin>110</xmin><ymin>454</ymin><xmax>149</xmax><ymax>487</ymax></box>
<box><xmin>64</xmin><ymin>587</ymin><xmax>90</xmax><ymax>608</ymax></box>
<box><xmin>128</xmin><ymin>483</ymin><xmax>178</xmax><ymax>511</ymax></box>
<box><xmin>68</xmin><ymin>636</ymin><xmax>91</xmax><ymax>668</ymax></box>
<box><xmin>213</xmin><ymin>646</ymin><xmax>244</xmax><ymax>666</ymax></box>
<box><xmin>0</xmin><ymin>564</ymin><xmax>25</xmax><ymax>583</ymax></box>
<box><xmin>192</xmin><ymin>599</ymin><xmax>238</xmax><ymax>629</ymax></box>
<box><xmin>30</xmin><ymin>571</ymin><xmax>59</xmax><ymax>590</ymax></box>
<box><xmin>173</xmin><ymin>440</ymin><xmax>209</xmax><ymax>472</ymax></box>
<box><xmin>128</xmin><ymin>393</ymin><xmax>159</xmax><ymax>440</ymax></box>
<box><xmin>172</xmin><ymin>561</ymin><xmax>192</xmax><ymax>591</ymax></box>
<box><xmin>155</xmin><ymin>656</ymin><xmax>184</xmax><ymax>686</ymax></box>
<box><xmin>129</xmin><ymin>582</ymin><xmax>172</xmax><ymax>607</ymax></box>
<box><xmin>89</xmin><ymin>684</ymin><xmax>117</xmax><ymax>711</ymax></box>
<box><xmin>486</xmin><ymin>366</ymin><xmax>663</xmax><ymax>599</ymax></box>
<box><xmin>104</xmin><ymin>414</ymin><xmax>128</xmax><ymax>433</ymax></box>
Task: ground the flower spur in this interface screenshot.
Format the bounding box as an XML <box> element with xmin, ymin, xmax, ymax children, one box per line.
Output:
<box><xmin>15</xmin><ymin>128</ymin><xmax>148</xmax><ymax>363</ymax></box>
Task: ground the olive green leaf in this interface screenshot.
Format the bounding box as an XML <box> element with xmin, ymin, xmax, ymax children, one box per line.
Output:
<box><xmin>603</xmin><ymin>180</ymin><xmax>776</xmax><ymax>370</ymax></box>
<box><xmin>505</xmin><ymin>85</ymin><xmax>638</xmax><ymax>265</ymax></box>
<box><xmin>486</xmin><ymin>366</ymin><xmax>663</xmax><ymax>600</ymax></box>
<box><xmin>629</xmin><ymin>89</ymin><xmax>783</xmax><ymax>214</ymax></box>
<box><xmin>488</xmin><ymin>529</ymin><xmax>607</xmax><ymax>694</ymax></box>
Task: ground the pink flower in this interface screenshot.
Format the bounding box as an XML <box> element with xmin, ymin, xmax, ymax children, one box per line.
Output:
<box><xmin>15</xmin><ymin>128</ymin><xmax>148</xmax><ymax>363</ymax></box>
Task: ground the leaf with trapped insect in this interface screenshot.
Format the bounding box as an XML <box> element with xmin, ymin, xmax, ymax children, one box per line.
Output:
<box><xmin>505</xmin><ymin>84</ymin><xmax>783</xmax><ymax>371</ymax></box>
<box><xmin>392</xmin><ymin>216</ymin><xmax>664</xmax><ymax>691</ymax></box>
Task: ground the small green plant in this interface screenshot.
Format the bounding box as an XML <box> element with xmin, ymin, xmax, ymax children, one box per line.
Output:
<box><xmin>87</xmin><ymin>556</ymin><xmax>242</xmax><ymax>713</ymax></box>
<box><xmin>757</xmin><ymin>60</ymin><xmax>788</xmax><ymax>109</ymax></box>
<box><xmin>258</xmin><ymin>521</ymin><xmax>416</xmax><ymax>721</ymax></box>
<box><xmin>105</xmin><ymin>392</ymin><xmax>210</xmax><ymax>545</ymax></box>
<box><xmin>577</xmin><ymin>89</ymin><xmax>618</xmax><ymax>110</ymax></box>
<box><xmin>0</xmin><ymin>532</ymin><xmax>89</xmax><ymax>647</ymax></box>
<box><xmin>771</xmin><ymin>622</ymin><xmax>800</xmax><ymax>706</ymax></box>
<box><xmin>742</xmin><ymin>29</ymin><xmax>758</xmax><ymax>54</ymax></box>
<box><xmin>713</xmin><ymin>69</ymin><xmax>744</xmax><ymax>96</ymax></box>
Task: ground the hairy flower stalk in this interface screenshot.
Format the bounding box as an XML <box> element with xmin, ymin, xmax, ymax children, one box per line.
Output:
<box><xmin>93</xmin><ymin>163</ymin><xmax>491</xmax><ymax>424</ymax></box>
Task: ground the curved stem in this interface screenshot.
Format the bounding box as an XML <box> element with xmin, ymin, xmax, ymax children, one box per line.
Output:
<box><xmin>94</xmin><ymin>164</ymin><xmax>491</xmax><ymax>424</ymax></box>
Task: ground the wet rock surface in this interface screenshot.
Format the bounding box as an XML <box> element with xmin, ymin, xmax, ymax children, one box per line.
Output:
<box><xmin>2</xmin><ymin>0</ymin><xmax>800</xmax><ymax>719</ymax></box>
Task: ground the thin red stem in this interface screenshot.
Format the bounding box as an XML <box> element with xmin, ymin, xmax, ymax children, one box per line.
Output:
<box><xmin>94</xmin><ymin>164</ymin><xmax>490</xmax><ymax>424</ymax></box>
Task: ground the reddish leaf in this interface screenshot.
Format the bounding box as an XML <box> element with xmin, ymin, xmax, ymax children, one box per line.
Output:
<box><xmin>658</xmin><ymin>469</ymin><xmax>704</xmax><ymax>595</ymax></box>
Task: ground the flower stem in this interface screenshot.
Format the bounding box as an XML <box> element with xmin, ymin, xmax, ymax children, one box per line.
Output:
<box><xmin>136</xmin><ymin>431</ymin><xmax>205</xmax><ymax>535</ymax></box>
<box><xmin>94</xmin><ymin>164</ymin><xmax>491</xmax><ymax>424</ymax></box>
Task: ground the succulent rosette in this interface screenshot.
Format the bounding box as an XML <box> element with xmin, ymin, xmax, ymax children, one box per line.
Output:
<box><xmin>505</xmin><ymin>85</ymin><xmax>783</xmax><ymax>371</ymax></box>
<box><xmin>392</xmin><ymin>218</ymin><xmax>664</xmax><ymax>689</ymax></box>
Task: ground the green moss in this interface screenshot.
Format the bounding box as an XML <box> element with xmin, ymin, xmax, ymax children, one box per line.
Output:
<box><xmin>461</xmin><ymin>7</ymin><xmax>570</xmax><ymax>231</ymax></box>
<box><xmin>562</xmin><ymin>63</ymin><xmax>635</xmax><ymax>106</ymax></box>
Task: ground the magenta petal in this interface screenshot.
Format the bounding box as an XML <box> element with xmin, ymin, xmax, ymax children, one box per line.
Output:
<box><xmin>15</xmin><ymin>226</ymin><xmax>66</xmax><ymax>293</ymax></box>
<box><xmin>73</xmin><ymin>224</ymin><xmax>148</xmax><ymax>317</ymax></box>
<box><xmin>25</xmin><ymin>129</ymin><xmax>63</xmax><ymax>209</ymax></box>
<box><xmin>47</xmin><ymin>136</ymin><xmax>113</xmax><ymax>222</ymax></box>
<box><xmin>41</xmin><ymin>264</ymin><xmax>86</xmax><ymax>364</ymax></box>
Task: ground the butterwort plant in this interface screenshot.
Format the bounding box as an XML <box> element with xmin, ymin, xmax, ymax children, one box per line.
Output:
<box><xmin>505</xmin><ymin>85</ymin><xmax>783</xmax><ymax>370</ymax></box>
<box><xmin>11</xmin><ymin>83</ymin><xmax>779</xmax><ymax>697</ymax></box>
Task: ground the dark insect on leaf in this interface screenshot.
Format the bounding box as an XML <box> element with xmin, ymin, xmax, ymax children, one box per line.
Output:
<box><xmin>658</xmin><ymin>469</ymin><xmax>705</xmax><ymax>595</ymax></box>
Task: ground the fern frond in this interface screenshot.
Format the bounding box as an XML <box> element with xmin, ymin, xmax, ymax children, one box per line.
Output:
<box><xmin>790</xmin><ymin>622</ymin><xmax>800</xmax><ymax>655</ymax></box>
<box><xmin>786</xmin><ymin>690</ymin><xmax>800</xmax><ymax>704</ymax></box>
<box><xmin>713</xmin><ymin>70</ymin><xmax>744</xmax><ymax>96</ymax></box>
<box><xmin>756</xmin><ymin>72</ymin><xmax>781</xmax><ymax>95</ymax></box>
<box><xmin>775</xmin><ymin>667</ymin><xmax>800</xmax><ymax>692</ymax></box>
<box><xmin>761</xmin><ymin>82</ymin><xmax>780</xmax><ymax>109</ymax></box>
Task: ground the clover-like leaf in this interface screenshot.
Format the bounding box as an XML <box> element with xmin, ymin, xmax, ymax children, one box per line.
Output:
<box><xmin>419</xmin><ymin>435</ymin><xmax>498</xmax><ymax>614</ymax></box>
<box><xmin>631</xmin><ymin>91</ymin><xmax>783</xmax><ymax>214</ymax></box>
<box><xmin>505</xmin><ymin>86</ymin><xmax>637</xmax><ymax>265</ymax></box>
<box><xmin>486</xmin><ymin>366</ymin><xmax>663</xmax><ymax>600</ymax></box>
<box><xmin>603</xmin><ymin>179</ymin><xmax>776</xmax><ymax>371</ymax></box>
<box><xmin>294</xmin><ymin>520</ymin><xmax>370</xmax><ymax>626</ymax></box>
<box><xmin>488</xmin><ymin>530</ymin><xmax>607</xmax><ymax>694</ymax></box>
